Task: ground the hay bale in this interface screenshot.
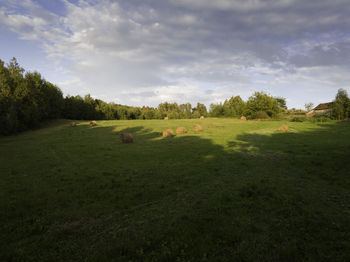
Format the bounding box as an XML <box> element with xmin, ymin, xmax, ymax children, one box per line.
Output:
<box><xmin>193</xmin><ymin>124</ymin><xmax>203</xmax><ymax>132</ymax></box>
<box><xmin>90</xmin><ymin>120</ymin><xmax>97</xmax><ymax>126</ymax></box>
<box><xmin>164</xmin><ymin>117</ymin><xmax>169</xmax><ymax>120</ymax></box>
<box><xmin>162</xmin><ymin>129</ymin><xmax>174</xmax><ymax>137</ymax></box>
<box><xmin>306</xmin><ymin>111</ymin><xmax>315</xmax><ymax>118</ymax></box>
<box><xmin>120</xmin><ymin>133</ymin><xmax>133</xmax><ymax>143</ymax></box>
<box><xmin>176</xmin><ymin>127</ymin><xmax>187</xmax><ymax>134</ymax></box>
<box><xmin>70</xmin><ymin>122</ymin><xmax>77</xmax><ymax>127</ymax></box>
<box><xmin>200</xmin><ymin>116</ymin><xmax>205</xmax><ymax>119</ymax></box>
<box><xmin>240</xmin><ymin>116</ymin><xmax>247</xmax><ymax>120</ymax></box>
<box><xmin>278</xmin><ymin>125</ymin><xmax>288</xmax><ymax>132</ymax></box>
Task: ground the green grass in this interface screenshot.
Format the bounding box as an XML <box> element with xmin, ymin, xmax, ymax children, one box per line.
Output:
<box><xmin>1</xmin><ymin>118</ymin><xmax>349</xmax><ymax>261</ymax></box>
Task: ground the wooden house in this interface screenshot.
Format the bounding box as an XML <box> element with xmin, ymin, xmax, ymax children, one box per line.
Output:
<box><xmin>306</xmin><ymin>102</ymin><xmax>333</xmax><ymax>117</ymax></box>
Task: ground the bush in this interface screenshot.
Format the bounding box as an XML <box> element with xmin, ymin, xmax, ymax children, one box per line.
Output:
<box><xmin>256</xmin><ymin>111</ymin><xmax>270</xmax><ymax>119</ymax></box>
<box><xmin>307</xmin><ymin>115</ymin><xmax>332</xmax><ymax>123</ymax></box>
<box><xmin>290</xmin><ymin>117</ymin><xmax>305</xmax><ymax>122</ymax></box>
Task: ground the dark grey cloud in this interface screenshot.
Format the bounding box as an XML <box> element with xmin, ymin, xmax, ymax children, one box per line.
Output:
<box><xmin>113</xmin><ymin>0</ymin><xmax>350</xmax><ymax>69</ymax></box>
<box><xmin>289</xmin><ymin>41</ymin><xmax>350</xmax><ymax>68</ymax></box>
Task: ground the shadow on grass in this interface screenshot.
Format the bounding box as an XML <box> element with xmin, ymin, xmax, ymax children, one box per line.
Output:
<box><xmin>231</xmin><ymin>122</ymin><xmax>350</xmax><ymax>186</ymax></box>
<box><xmin>1</xmin><ymin>121</ymin><xmax>349</xmax><ymax>262</ymax></box>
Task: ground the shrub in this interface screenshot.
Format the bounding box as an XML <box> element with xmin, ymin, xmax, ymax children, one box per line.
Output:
<box><xmin>307</xmin><ymin>115</ymin><xmax>332</xmax><ymax>123</ymax></box>
<box><xmin>290</xmin><ymin>117</ymin><xmax>305</xmax><ymax>122</ymax></box>
<box><xmin>256</xmin><ymin>111</ymin><xmax>270</xmax><ymax>119</ymax></box>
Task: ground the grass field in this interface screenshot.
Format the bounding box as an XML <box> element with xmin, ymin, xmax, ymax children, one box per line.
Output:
<box><xmin>1</xmin><ymin>118</ymin><xmax>349</xmax><ymax>261</ymax></box>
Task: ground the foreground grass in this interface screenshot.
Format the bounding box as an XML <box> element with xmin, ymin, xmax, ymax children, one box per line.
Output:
<box><xmin>0</xmin><ymin>118</ymin><xmax>349</xmax><ymax>261</ymax></box>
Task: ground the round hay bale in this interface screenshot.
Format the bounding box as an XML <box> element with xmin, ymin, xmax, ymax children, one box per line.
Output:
<box><xmin>240</xmin><ymin>116</ymin><xmax>247</xmax><ymax>120</ymax></box>
<box><xmin>306</xmin><ymin>111</ymin><xmax>315</xmax><ymax>118</ymax></box>
<box><xmin>176</xmin><ymin>127</ymin><xmax>187</xmax><ymax>134</ymax></box>
<box><xmin>164</xmin><ymin>117</ymin><xmax>169</xmax><ymax>120</ymax></box>
<box><xmin>193</xmin><ymin>124</ymin><xmax>203</xmax><ymax>132</ymax></box>
<box><xmin>278</xmin><ymin>125</ymin><xmax>288</xmax><ymax>132</ymax></box>
<box><xmin>200</xmin><ymin>116</ymin><xmax>205</xmax><ymax>119</ymax></box>
<box><xmin>90</xmin><ymin>120</ymin><xmax>97</xmax><ymax>126</ymax></box>
<box><xmin>120</xmin><ymin>133</ymin><xmax>133</xmax><ymax>143</ymax></box>
<box><xmin>162</xmin><ymin>129</ymin><xmax>174</xmax><ymax>137</ymax></box>
<box><xmin>70</xmin><ymin>122</ymin><xmax>77</xmax><ymax>127</ymax></box>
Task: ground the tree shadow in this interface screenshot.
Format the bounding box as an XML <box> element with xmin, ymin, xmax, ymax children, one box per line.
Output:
<box><xmin>231</xmin><ymin>122</ymin><xmax>350</xmax><ymax>187</ymax></box>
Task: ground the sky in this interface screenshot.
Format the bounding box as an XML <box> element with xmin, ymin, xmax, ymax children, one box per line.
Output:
<box><xmin>1</xmin><ymin>0</ymin><xmax>350</xmax><ymax>109</ymax></box>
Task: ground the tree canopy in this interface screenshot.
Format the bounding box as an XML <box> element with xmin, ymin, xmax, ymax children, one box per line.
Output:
<box><xmin>244</xmin><ymin>92</ymin><xmax>280</xmax><ymax>119</ymax></box>
<box><xmin>331</xmin><ymin>89</ymin><xmax>350</xmax><ymax>120</ymax></box>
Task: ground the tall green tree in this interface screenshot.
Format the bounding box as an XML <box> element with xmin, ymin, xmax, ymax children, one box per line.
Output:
<box><xmin>209</xmin><ymin>103</ymin><xmax>225</xmax><ymax>117</ymax></box>
<box><xmin>223</xmin><ymin>96</ymin><xmax>245</xmax><ymax>117</ymax></box>
<box><xmin>331</xmin><ymin>89</ymin><xmax>350</xmax><ymax>120</ymax></box>
<box><xmin>274</xmin><ymin>97</ymin><xmax>287</xmax><ymax>110</ymax></box>
<box><xmin>0</xmin><ymin>58</ymin><xmax>64</xmax><ymax>135</ymax></box>
<box><xmin>179</xmin><ymin>103</ymin><xmax>192</xmax><ymax>119</ymax></box>
<box><xmin>192</xmin><ymin>102</ymin><xmax>207</xmax><ymax>118</ymax></box>
<box><xmin>304</xmin><ymin>102</ymin><xmax>314</xmax><ymax>112</ymax></box>
<box><xmin>244</xmin><ymin>92</ymin><xmax>280</xmax><ymax>119</ymax></box>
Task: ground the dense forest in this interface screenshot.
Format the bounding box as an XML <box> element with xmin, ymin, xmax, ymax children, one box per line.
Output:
<box><xmin>1</xmin><ymin>58</ymin><xmax>349</xmax><ymax>135</ymax></box>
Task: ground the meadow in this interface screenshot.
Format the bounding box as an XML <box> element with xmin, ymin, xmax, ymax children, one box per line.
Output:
<box><xmin>0</xmin><ymin>118</ymin><xmax>349</xmax><ymax>261</ymax></box>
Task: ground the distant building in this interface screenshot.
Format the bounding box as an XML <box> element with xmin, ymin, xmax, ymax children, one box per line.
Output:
<box><xmin>306</xmin><ymin>102</ymin><xmax>333</xmax><ymax>117</ymax></box>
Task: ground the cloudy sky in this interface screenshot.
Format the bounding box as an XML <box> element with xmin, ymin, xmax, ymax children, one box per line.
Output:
<box><xmin>1</xmin><ymin>0</ymin><xmax>350</xmax><ymax>109</ymax></box>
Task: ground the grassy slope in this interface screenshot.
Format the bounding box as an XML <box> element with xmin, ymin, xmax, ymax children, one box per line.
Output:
<box><xmin>0</xmin><ymin>118</ymin><xmax>349</xmax><ymax>261</ymax></box>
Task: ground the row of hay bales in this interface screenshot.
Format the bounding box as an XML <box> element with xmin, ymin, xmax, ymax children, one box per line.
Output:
<box><xmin>70</xmin><ymin>120</ymin><xmax>97</xmax><ymax>127</ymax></box>
<box><xmin>76</xmin><ymin>120</ymin><xmax>289</xmax><ymax>132</ymax></box>
<box><xmin>121</xmin><ymin>124</ymin><xmax>287</xmax><ymax>144</ymax></box>
<box><xmin>120</xmin><ymin>124</ymin><xmax>203</xmax><ymax>143</ymax></box>
<box><xmin>71</xmin><ymin>120</ymin><xmax>289</xmax><ymax>145</ymax></box>
<box><xmin>162</xmin><ymin>124</ymin><xmax>203</xmax><ymax>137</ymax></box>
<box><xmin>72</xmin><ymin>115</ymin><xmax>283</xmax><ymax>126</ymax></box>
<box><xmin>164</xmin><ymin>116</ymin><xmax>205</xmax><ymax>120</ymax></box>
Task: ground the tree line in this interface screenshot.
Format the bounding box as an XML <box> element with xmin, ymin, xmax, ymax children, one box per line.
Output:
<box><xmin>209</xmin><ymin>93</ymin><xmax>287</xmax><ymax>119</ymax></box>
<box><xmin>0</xmin><ymin>58</ymin><xmax>210</xmax><ymax>135</ymax></box>
<box><xmin>0</xmin><ymin>58</ymin><xmax>64</xmax><ymax>135</ymax></box>
<box><xmin>1</xmin><ymin>58</ymin><xmax>349</xmax><ymax>135</ymax></box>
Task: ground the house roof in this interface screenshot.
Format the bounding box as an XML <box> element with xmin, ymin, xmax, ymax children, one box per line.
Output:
<box><xmin>314</xmin><ymin>102</ymin><xmax>333</xmax><ymax>110</ymax></box>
